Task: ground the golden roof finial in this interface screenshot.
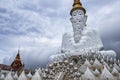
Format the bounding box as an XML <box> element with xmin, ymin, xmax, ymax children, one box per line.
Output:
<box><xmin>70</xmin><ymin>0</ymin><xmax>86</xmax><ymax>15</ymax></box>
<box><xmin>17</xmin><ymin>49</ymin><xmax>20</xmax><ymax>60</ymax></box>
<box><xmin>18</xmin><ymin>46</ymin><xmax>20</xmax><ymax>54</ymax></box>
<box><xmin>18</xmin><ymin>48</ymin><xmax>20</xmax><ymax>54</ymax></box>
<box><xmin>74</xmin><ymin>0</ymin><xmax>82</xmax><ymax>6</ymax></box>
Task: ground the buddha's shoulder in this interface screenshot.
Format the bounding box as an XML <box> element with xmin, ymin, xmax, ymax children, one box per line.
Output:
<box><xmin>83</xmin><ymin>27</ymin><xmax>99</xmax><ymax>35</ymax></box>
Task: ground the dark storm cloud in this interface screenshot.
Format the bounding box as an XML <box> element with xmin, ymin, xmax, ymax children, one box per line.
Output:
<box><xmin>0</xmin><ymin>0</ymin><xmax>120</xmax><ymax>69</ymax></box>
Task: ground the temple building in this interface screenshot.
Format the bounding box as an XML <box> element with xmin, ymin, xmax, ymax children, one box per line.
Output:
<box><xmin>0</xmin><ymin>49</ymin><xmax>24</xmax><ymax>76</ymax></box>
<box><xmin>11</xmin><ymin>49</ymin><xmax>24</xmax><ymax>72</ymax></box>
<box><xmin>0</xmin><ymin>0</ymin><xmax>120</xmax><ymax>80</ymax></box>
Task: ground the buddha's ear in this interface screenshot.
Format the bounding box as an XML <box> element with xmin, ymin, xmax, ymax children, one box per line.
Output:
<box><xmin>70</xmin><ymin>17</ymin><xmax>73</xmax><ymax>22</ymax></box>
<box><xmin>84</xmin><ymin>15</ymin><xmax>88</xmax><ymax>23</ymax></box>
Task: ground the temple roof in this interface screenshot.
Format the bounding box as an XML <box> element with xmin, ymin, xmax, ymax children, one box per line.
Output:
<box><xmin>11</xmin><ymin>49</ymin><xmax>24</xmax><ymax>71</ymax></box>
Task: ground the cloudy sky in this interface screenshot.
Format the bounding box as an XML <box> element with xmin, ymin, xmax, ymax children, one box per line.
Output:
<box><xmin>0</xmin><ymin>0</ymin><xmax>120</xmax><ymax>69</ymax></box>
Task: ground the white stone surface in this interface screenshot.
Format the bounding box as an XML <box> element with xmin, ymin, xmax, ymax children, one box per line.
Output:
<box><xmin>1</xmin><ymin>74</ymin><xmax>5</xmax><ymax>79</ymax></box>
<box><xmin>100</xmin><ymin>50</ymin><xmax>116</xmax><ymax>58</ymax></box>
<box><xmin>31</xmin><ymin>70</ymin><xmax>42</xmax><ymax>80</ymax></box>
<box><xmin>94</xmin><ymin>69</ymin><xmax>100</xmax><ymax>76</ymax></box>
<box><xmin>14</xmin><ymin>73</ymin><xmax>18</xmax><ymax>79</ymax></box>
<box><xmin>82</xmin><ymin>67</ymin><xmax>95</xmax><ymax>80</ymax></box>
<box><xmin>93</xmin><ymin>58</ymin><xmax>102</xmax><ymax>69</ymax></box>
<box><xmin>100</xmin><ymin>66</ymin><xmax>114</xmax><ymax>80</ymax></box>
<box><xmin>84</xmin><ymin>59</ymin><xmax>91</xmax><ymax>67</ymax></box>
<box><xmin>112</xmin><ymin>67</ymin><xmax>119</xmax><ymax>75</ymax></box>
<box><xmin>18</xmin><ymin>71</ymin><xmax>28</xmax><ymax>80</ymax></box>
<box><xmin>27</xmin><ymin>72</ymin><xmax>32</xmax><ymax>79</ymax></box>
<box><xmin>4</xmin><ymin>72</ymin><xmax>13</xmax><ymax>80</ymax></box>
<box><xmin>54</xmin><ymin>72</ymin><xmax>64</xmax><ymax>80</ymax></box>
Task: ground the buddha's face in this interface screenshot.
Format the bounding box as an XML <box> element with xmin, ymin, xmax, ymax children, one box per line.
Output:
<box><xmin>71</xmin><ymin>10</ymin><xmax>86</xmax><ymax>32</ymax></box>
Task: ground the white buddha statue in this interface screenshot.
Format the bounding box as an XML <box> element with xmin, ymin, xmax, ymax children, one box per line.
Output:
<box><xmin>61</xmin><ymin>0</ymin><xmax>103</xmax><ymax>53</ymax></box>
<box><xmin>60</xmin><ymin>0</ymin><xmax>116</xmax><ymax>58</ymax></box>
<box><xmin>50</xmin><ymin>0</ymin><xmax>116</xmax><ymax>61</ymax></box>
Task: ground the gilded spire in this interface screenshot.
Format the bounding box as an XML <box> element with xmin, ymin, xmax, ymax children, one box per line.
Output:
<box><xmin>18</xmin><ymin>48</ymin><xmax>20</xmax><ymax>54</ymax></box>
<box><xmin>70</xmin><ymin>0</ymin><xmax>86</xmax><ymax>15</ymax></box>
<box><xmin>16</xmin><ymin>48</ymin><xmax>20</xmax><ymax>60</ymax></box>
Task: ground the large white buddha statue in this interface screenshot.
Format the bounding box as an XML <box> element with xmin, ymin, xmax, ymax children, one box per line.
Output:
<box><xmin>61</xmin><ymin>0</ymin><xmax>103</xmax><ymax>53</ymax></box>
<box><xmin>50</xmin><ymin>0</ymin><xmax>116</xmax><ymax>61</ymax></box>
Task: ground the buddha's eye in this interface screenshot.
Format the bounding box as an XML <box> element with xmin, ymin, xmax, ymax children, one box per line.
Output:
<box><xmin>73</xmin><ymin>13</ymin><xmax>76</xmax><ymax>16</ymax></box>
<box><xmin>79</xmin><ymin>12</ymin><xmax>82</xmax><ymax>15</ymax></box>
